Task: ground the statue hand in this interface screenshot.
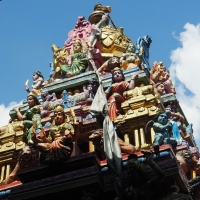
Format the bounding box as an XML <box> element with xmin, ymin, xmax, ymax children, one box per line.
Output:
<box><xmin>131</xmin><ymin>74</ymin><xmax>138</xmax><ymax>80</ymax></box>
<box><xmin>14</xmin><ymin>107</ymin><xmax>20</xmax><ymax>112</ymax></box>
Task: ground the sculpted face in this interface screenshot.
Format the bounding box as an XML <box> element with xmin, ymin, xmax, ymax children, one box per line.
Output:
<box><xmin>73</xmin><ymin>42</ymin><xmax>82</xmax><ymax>53</ymax></box>
<box><xmin>157</xmin><ymin>113</ymin><xmax>168</xmax><ymax>125</ymax></box>
<box><xmin>127</xmin><ymin>43</ymin><xmax>135</xmax><ymax>53</ymax></box>
<box><xmin>109</xmin><ymin>57</ymin><xmax>120</xmax><ymax>67</ymax></box>
<box><xmin>27</xmin><ymin>95</ymin><xmax>36</xmax><ymax>108</ymax></box>
<box><xmin>113</xmin><ymin>70</ymin><xmax>123</xmax><ymax>82</ymax></box>
<box><xmin>176</xmin><ymin>154</ymin><xmax>189</xmax><ymax>173</ymax></box>
<box><xmin>21</xmin><ymin>146</ymin><xmax>32</xmax><ymax>162</ymax></box>
<box><xmin>32</xmin><ymin>73</ymin><xmax>39</xmax><ymax>81</ymax></box>
<box><xmin>156</xmin><ymin>84</ymin><xmax>165</xmax><ymax>94</ymax></box>
<box><xmin>54</xmin><ymin>111</ymin><xmax>64</xmax><ymax>125</ymax></box>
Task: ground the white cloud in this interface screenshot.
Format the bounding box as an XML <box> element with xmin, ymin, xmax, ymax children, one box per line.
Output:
<box><xmin>169</xmin><ymin>23</ymin><xmax>200</xmax><ymax>146</ymax></box>
<box><xmin>0</xmin><ymin>101</ymin><xmax>23</xmax><ymax>127</ymax></box>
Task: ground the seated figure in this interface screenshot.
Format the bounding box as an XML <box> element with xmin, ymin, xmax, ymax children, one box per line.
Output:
<box><xmin>25</xmin><ymin>71</ymin><xmax>44</xmax><ymax>96</ymax></box>
<box><xmin>152</xmin><ymin>111</ymin><xmax>177</xmax><ymax>149</ymax></box>
<box><xmin>33</xmin><ymin>104</ymin><xmax>79</xmax><ymax>163</ymax></box>
<box><xmin>60</xmin><ymin>39</ymin><xmax>89</xmax><ymax>78</ymax></box>
<box><xmin>120</xmin><ymin>42</ymin><xmax>141</xmax><ymax>70</ymax></box>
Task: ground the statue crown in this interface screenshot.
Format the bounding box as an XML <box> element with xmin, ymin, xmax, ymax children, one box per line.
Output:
<box><xmin>54</xmin><ymin>104</ymin><xmax>64</xmax><ymax>112</ymax></box>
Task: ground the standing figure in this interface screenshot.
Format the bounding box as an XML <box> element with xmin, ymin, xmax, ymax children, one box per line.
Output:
<box><xmin>15</xmin><ymin>95</ymin><xmax>42</xmax><ymax>144</ymax></box>
<box><xmin>60</xmin><ymin>39</ymin><xmax>89</xmax><ymax>78</ymax></box>
<box><xmin>136</xmin><ymin>35</ymin><xmax>152</xmax><ymax>70</ymax></box>
<box><xmin>105</xmin><ymin>68</ymin><xmax>138</xmax><ymax>121</ymax></box>
<box><xmin>35</xmin><ymin>104</ymin><xmax>79</xmax><ymax>163</ymax></box>
<box><xmin>25</xmin><ymin>71</ymin><xmax>44</xmax><ymax>96</ymax></box>
<box><xmin>120</xmin><ymin>42</ymin><xmax>141</xmax><ymax>70</ymax></box>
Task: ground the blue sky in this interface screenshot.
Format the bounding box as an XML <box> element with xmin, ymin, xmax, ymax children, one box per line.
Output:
<box><xmin>0</xmin><ymin>1</ymin><xmax>200</xmax><ymax>145</ymax></box>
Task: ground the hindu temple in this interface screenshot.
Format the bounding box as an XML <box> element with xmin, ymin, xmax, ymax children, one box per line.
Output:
<box><xmin>0</xmin><ymin>3</ymin><xmax>199</xmax><ymax>200</ymax></box>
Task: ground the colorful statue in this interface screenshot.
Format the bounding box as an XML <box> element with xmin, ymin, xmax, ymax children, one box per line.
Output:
<box><xmin>25</xmin><ymin>71</ymin><xmax>44</xmax><ymax>96</ymax></box>
<box><xmin>89</xmin><ymin>129</ymin><xmax>139</xmax><ymax>160</ymax></box>
<box><xmin>97</xmin><ymin>57</ymin><xmax>120</xmax><ymax>75</ymax></box>
<box><xmin>83</xmin><ymin>78</ymin><xmax>99</xmax><ymax>105</ymax></box>
<box><xmin>41</xmin><ymin>91</ymin><xmax>57</xmax><ymax>118</ymax></box>
<box><xmin>14</xmin><ymin>95</ymin><xmax>42</xmax><ymax>144</ymax></box>
<box><xmin>136</xmin><ymin>35</ymin><xmax>152</xmax><ymax>70</ymax></box>
<box><xmin>34</xmin><ymin>104</ymin><xmax>79</xmax><ymax>163</ymax></box>
<box><xmin>120</xmin><ymin>42</ymin><xmax>141</xmax><ymax>70</ymax></box>
<box><xmin>150</xmin><ymin>111</ymin><xmax>177</xmax><ymax>149</ymax></box>
<box><xmin>2</xmin><ymin>146</ymin><xmax>36</xmax><ymax>185</ymax></box>
<box><xmin>60</xmin><ymin>39</ymin><xmax>89</xmax><ymax>78</ymax></box>
<box><xmin>51</xmin><ymin>44</ymin><xmax>69</xmax><ymax>80</ymax></box>
<box><xmin>176</xmin><ymin>150</ymin><xmax>193</xmax><ymax>174</ymax></box>
<box><xmin>154</xmin><ymin>82</ymin><xmax>165</xmax><ymax>96</ymax></box>
<box><xmin>105</xmin><ymin>68</ymin><xmax>138</xmax><ymax>121</ymax></box>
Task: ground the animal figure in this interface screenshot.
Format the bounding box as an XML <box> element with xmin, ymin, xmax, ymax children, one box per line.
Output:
<box><xmin>3</xmin><ymin>146</ymin><xmax>36</xmax><ymax>185</ymax></box>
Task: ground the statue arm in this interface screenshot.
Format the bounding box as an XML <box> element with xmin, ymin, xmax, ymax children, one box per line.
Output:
<box><xmin>128</xmin><ymin>74</ymin><xmax>138</xmax><ymax>90</ymax></box>
<box><xmin>153</xmin><ymin>122</ymin><xmax>171</xmax><ymax>132</ymax></box>
<box><xmin>32</xmin><ymin>78</ymin><xmax>44</xmax><ymax>89</ymax></box>
<box><xmin>15</xmin><ymin>108</ymin><xmax>24</xmax><ymax>121</ymax></box>
<box><xmin>97</xmin><ymin>61</ymin><xmax>108</xmax><ymax>73</ymax></box>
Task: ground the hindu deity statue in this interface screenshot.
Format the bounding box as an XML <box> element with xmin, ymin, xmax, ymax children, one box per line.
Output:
<box><xmin>136</xmin><ymin>35</ymin><xmax>152</xmax><ymax>70</ymax></box>
<box><xmin>60</xmin><ymin>39</ymin><xmax>89</xmax><ymax>78</ymax></box>
<box><xmin>25</xmin><ymin>71</ymin><xmax>44</xmax><ymax>96</ymax></box>
<box><xmin>120</xmin><ymin>42</ymin><xmax>141</xmax><ymax>70</ymax></box>
<box><xmin>105</xmin><ymin>68</ymin><xmax>138</xmax><ymax>121</ymax></box>
<box><xmin>51</xmin><ymin>44</ymin><xmax>69</xmax><ymax>80</ymax></box>
<box><xmin>176</xmin><ymin>150</ymin><xmax>193</xmax><ymax>174</ymax></box>
<box><xmin>33</xmin><ymin>104</ymin><xmax>79</xmax><ymax>163</ymax></box>
<box><xmin>150</xmin><ymin>61</ymin><xmax>173</xmax><ymax>94</ymax></box>
<box><xmin>97</xmin><ymin>57</ymin><xmax>120</xmax><ymax>75</ymax></box>
<box><xmin>14</xmin><ymin>95</ymin><xmax>42</xmax><ymax>144</ymax></box>
<box><xmin>151</xmin><ymin>111</ymin><xmax>177</xmax><ymax>150</ymax></box>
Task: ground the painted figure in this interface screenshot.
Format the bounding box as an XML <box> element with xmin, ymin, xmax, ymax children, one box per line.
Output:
<box><xmin>60</xmin><ymin>39</ymin><xmax>89</xmax><ymax>78</ymax></box>
<box><xmin>176</xmin><ymin>150</ymin><xmax>193</xmax><ymax>174</ymax></box>
<box><xmin>105</xmin><ymin>68</ymin><xmax>138</xmax><ymax>121</ymax></box>
<box><xmin>25</xmin><ymin>71</ymin><xmax>44</xmax><ymax>96</ymax></box>
<box><xmin>35</xmin><ymin>104</ymin><xmax>79</xmax><ymax>163</ymax></box>
<box><xmin>152</xmin><ymin>111</ymin><xmax>177</xmax><ymax>149</ymax></box>
<box><xmin>15</xmin><ymin>95</ymin><xmax>42</xmax><ymax>144</ymax></box>
<box><xmin>97</xmin><ymin>57</ymin><xmax>120</xmax><ymax>75</ymax></box>
<box><xmin>136</xmin><ymin>35</ymin><xmax>152</xmax><ymax>70</ymax></box>
<box><xmin>51</xmin><ymin>44</ymin><xmax>69</xmax><ymax>80</ymax></box>
<box><xmin>120</xmin><ymin>42</ymin><xmax>141</xmax><ymax>70</ymax></box>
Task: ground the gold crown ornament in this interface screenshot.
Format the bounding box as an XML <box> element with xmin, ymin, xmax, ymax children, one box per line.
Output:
<box><xmin>54</xmin><ymin>104</ymin><xmax>64</xmax><ymax>112</ymax></box>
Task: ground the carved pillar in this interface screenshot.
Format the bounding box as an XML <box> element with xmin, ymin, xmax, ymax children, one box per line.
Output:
<box><xmin>0</xmin><ymin>165</ymin><xmax>5</xmax><ymax>183</ymax></box>
<box><xmin>89</xmin><ymin>141</ymin><xmax>94</xmax><ymax>152</ymax></box>
<box><xmin>124</xmin><ymin>134</ymin><xmax>130</xmax><ymax>144</ymax></box>
<box><xmin>140</xmin><ymin>128</ymin><xmax>150</xmax><ymax>149</ymax></box>
<box><xmin>134</xmin><ymin>129</ymin><xmax>140</xmax><ymax>147</ymax></box>
<box><xmin>151</xmin><ymin>127</ymin><xmax>155</xmax><ymax>144</ymax></box>
<box><xmin>5</xmin><ymin>164</ymin><xmax>11</xmax><ymax>179</ymax></box>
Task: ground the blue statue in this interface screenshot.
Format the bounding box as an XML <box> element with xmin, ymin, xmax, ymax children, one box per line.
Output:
<box><xmin>62</xmin><ymin>90</ymin><xmax>75</xmax><ymax>109</ymax></box>
<box><xmin>136</xmin><ymin>35</ymin><xmax>152</xmax><ymax>70</ymax></box>
<box><xmin>152</xmin><ymin>111</ymin><xmax>177</xmax><ymax>149</ymax></box>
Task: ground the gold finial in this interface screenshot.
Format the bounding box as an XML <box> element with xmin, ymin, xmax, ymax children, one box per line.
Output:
<box><xmin>54</xmin><ymin>104</ymin><xmax>64</xmax><ymax>112</ymax></box>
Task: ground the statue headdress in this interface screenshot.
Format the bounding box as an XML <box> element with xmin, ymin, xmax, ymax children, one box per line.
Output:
<box><xmin>54</xmin><ymin>104</ymin><xmax>64</xmax><ymax>113</ymax></box>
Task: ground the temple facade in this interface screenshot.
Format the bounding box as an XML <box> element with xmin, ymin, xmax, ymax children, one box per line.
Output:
<box><xmin>0</xmin><ymin>3</ymin><xmax>199</xmax><ymax>200</ymax></box>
